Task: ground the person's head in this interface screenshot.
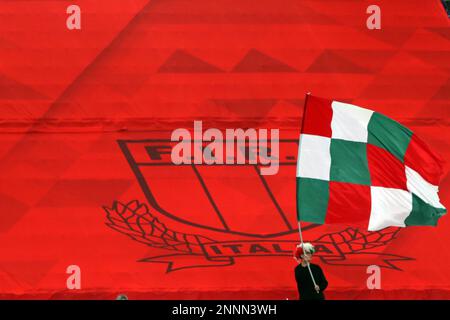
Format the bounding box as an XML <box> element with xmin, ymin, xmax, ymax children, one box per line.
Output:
<box><xmin>116</xmin><ymin>294</ymin><xmax>128</xmax><ymax>300</ymax></box>
<box><xmin>294</xmin><ymin>242</ymin><xmax>315</xmax><ymax>263</ymax></box>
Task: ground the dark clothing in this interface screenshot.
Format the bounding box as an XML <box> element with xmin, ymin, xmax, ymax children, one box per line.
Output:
<box><xmin>294</xmin><ymin>263</ymin><xmax>328</xmax><ymax>300</ymax></box>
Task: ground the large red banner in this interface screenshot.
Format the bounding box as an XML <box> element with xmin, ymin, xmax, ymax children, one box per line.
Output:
<box><xmin>0</xmin><ymin>0</ymin><xmax>449</xmax><ymax>299</ymax></box>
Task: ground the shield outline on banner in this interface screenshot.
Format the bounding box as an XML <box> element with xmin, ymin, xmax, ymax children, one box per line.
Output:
<box><xmin>118</xmin><ymin>138</ymin><xmax>320</xmax><ymax>238</ymax></box>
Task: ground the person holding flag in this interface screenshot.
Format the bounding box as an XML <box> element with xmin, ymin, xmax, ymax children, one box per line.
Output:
<box><xmin>294</xmin><ymin>242</ymin><xmax>328</xmax><ymax>300</ymax></box>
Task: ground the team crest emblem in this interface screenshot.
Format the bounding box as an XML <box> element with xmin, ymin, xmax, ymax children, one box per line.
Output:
<box><xmin>103</xmin><ymin>138</ymin><xmax>413</xmax><ymax>272</ymax></box>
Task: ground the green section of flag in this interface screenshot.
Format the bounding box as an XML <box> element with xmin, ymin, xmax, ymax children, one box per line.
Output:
<box><xmin>330</xmin><ymin>139</ymin><xmax>371</xmax><ymax>185</ymax></box>
<box><xmin>368</xmin><ymin>112</ymin><xmax>412</xmax><ymax>162</ymax></box>
<box><xmin>405</xmin><ymin>194</ymin><xmax>447</xmax><ymax>227</ymax></box>
<box><xmin>297</xmin><ymin>177</ymin><xmax>329</xmax><ymax>224</ymax></box>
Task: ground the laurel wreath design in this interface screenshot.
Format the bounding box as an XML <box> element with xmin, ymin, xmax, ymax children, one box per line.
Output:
<box><xmin>104</xmin><ymin>199</ymin><xmax>401</xmax><ymax>256</ymax></box>
<box><xmin>315</xmin><ymin>226</ymin><xmax>401</xmax><ymax>254</ymax></box>
<box><xmin>103</xmin><ymin>200</ymin><xmax>214</xmax><ymax>255</ymax></box>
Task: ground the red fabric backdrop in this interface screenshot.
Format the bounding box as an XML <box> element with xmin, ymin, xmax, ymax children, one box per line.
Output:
<box><xmin>0</xmin><ymin>0</ymin><xmax>449</xmax><ymax>299</ymax></box>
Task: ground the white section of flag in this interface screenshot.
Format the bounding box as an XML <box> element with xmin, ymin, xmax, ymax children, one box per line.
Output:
<box><xmin>331</xmin><ymin>101</ymin><xmax>374</xmax><ymax>143</ymax></box>
<box><xmin>406</xmin><ymin>166</ymin><xmax>445</xmax><ymax>209</ymax></box>
<box><xmin>369</xmin><ymin>186</ymin><xmax>413</xmax><ymax>231</ymax></box>
<box><xmin>296</xmin><ymin>134</ymin><xmax>331</xmax><ymax>180</ymax></box>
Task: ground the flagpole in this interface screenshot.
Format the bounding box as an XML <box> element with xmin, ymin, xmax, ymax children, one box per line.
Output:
<box><xmin>297</xmin><ymin>92</ymin><xmax>319</xmax><ymax>293</ymax></box>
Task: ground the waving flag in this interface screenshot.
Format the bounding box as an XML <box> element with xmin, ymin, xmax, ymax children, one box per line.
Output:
<box><xmin>297</xmin><ymin>95</ymin><xmax>446</xmax><ymax>231</ymax></box>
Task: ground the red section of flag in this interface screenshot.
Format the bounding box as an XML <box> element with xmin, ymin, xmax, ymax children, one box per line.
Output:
<box><xmin>404</xmin><ymin>134</ymin><xmax>445</xmax><ymax>185</ymax></box>
<box><xmin>301</xmin><ymin>95</ymin><xmax>333</xmax><ymax>138</ymax></box>
<box><xmin>325</xmin><ymin>182</ymin><xmax>371</xmax><ymax>227</ymax></box>
<box><xmin>367</xmin><ymin>144</ymin><xmax>407</xmax><ymax>190</ymax></box>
